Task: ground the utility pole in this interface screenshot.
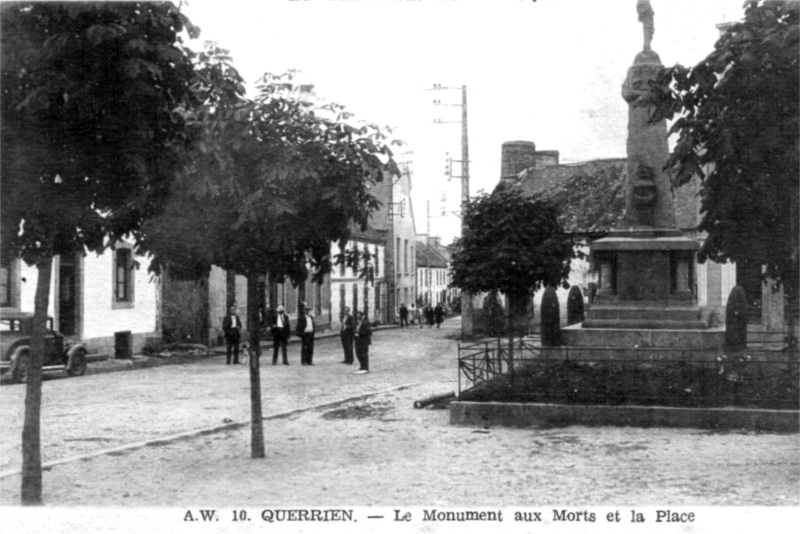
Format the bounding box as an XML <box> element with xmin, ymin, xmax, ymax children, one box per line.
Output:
<box><xmin>433</xmin><ymin>84</ymin><xmax>473</xmax><ymax>338</ymax></box>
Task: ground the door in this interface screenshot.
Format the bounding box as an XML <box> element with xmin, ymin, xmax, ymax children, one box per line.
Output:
<box><xmin>58</xmin><ymin>255</ymin><xmax>78</xmax><ymax>336</ymax></box>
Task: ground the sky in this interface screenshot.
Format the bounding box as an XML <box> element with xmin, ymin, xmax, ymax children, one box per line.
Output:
<box><xmin>181</xmin><ymin>0</ymin><xmax>747</xmax><ymax>243</ymax></box>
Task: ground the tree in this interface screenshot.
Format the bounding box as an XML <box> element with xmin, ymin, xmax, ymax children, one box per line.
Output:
<box><xmin>141</xmin><ymin>56</ymin><xmax>397</xmax><ymax>458</ymax></box>
<box><xmin>651</xmin><ymin>0</ymin><xmax>799</xmax><ymax>313</ymax></box>
<box><xmin>1</xmin><ymin>2</ymin><xmax>200</xmax><ymax>504</ymax></box>
<box><xmin>449</xmin><ymin>188</ymin><xmax>577</xmax><ymax>336</ymax></box>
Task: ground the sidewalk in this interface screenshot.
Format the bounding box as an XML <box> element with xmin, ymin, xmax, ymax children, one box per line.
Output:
<box><xmin>84</xmin><ymin>323</ymin><xmax>401</xmax><ymax>377</ymax></box>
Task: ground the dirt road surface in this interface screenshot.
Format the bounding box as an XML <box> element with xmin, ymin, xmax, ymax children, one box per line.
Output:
<box><xmin>1</xmin><ymin>318</ymin><xmax>798</xmax><ymax>533</ymax></box>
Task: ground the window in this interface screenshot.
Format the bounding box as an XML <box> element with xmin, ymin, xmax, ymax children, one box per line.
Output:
<box><xmin>339</xmin><ymin>244</ymin><xmax>346</xmax><ymax>277</ymax></box>
<box><xmin>374</xmin><ymin>246</ymin><xmax>380</xmax><ymax>277</ymax></box>
<box><xmin>396</xmin><ymin>237</ymin><xmax>401</xmax><ymax>276</ymax></box>
<box><xmin>314</xmin><ymin>280</ymin><xmax>322</xmax><ymax>315</ymax></box>
<box><xmin>404</xmin><ymin>240</ymin><xmax>408</xmax><ymax>275</ymax></box>
<box><xmin>0</xmin><ymin>261</ymin><xmax>13</xmax><ymax>308</ymax></box>
<box><xmin>287</xmin><ymin>284</ymin><xmax>297</xmax><ymax>314</ymax></box>
<box><xmin>113</xmin><ymin>248</ymin><xmax>134</xmax><ymax>308</ymax></box>
<box><xmin>276</xmin><ymin>281</ymin><xmax>285</xmax><ymax>307</ymax></box>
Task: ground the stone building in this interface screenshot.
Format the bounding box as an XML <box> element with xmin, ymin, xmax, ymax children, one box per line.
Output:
<box><xmin>497</xmin><ymin>140</ymin><xmax>785</xmax><ymax>333</ymax></box>
<box><xmin>163</xmin><ymin>166</ymin><xmax>397</xmax><ymax>343</ymax></box>
<box><xmin>390</xmin><ymin>167</ymin><xmax>419</xmax><ymax>320</ymax></box>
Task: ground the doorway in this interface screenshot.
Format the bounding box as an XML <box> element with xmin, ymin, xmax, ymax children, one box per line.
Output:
<box><xmin>58</xmin><ymin>254</ymin><xmax>80</xmax><ymax>336</ymax></box>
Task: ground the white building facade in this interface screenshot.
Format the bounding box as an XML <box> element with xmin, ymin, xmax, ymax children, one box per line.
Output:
<box><xmin>329</xmin><ymin>237</ymin><xmax>386</xmax><ymax>329</ymax></box>
<box><xmin>1</xmin><ymin>240</ymin><xmax>160</xmax><ymax>356</ymax></box>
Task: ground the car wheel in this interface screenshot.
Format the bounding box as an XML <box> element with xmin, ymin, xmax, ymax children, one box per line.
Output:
<box><xmin>67</xmin><ymin>348</ymin><xmax>87</xmax><ymax>377</ymax></box>
<box><xmin>12</xmin><ymin>349</ymin><xmax>30</xmax><ymax>384</ymax></box>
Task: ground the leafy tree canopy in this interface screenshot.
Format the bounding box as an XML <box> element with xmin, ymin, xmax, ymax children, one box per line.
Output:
<box><xmin>141</xmin><ymin>49</ymin><xmax>399</xmax><ymax>286</ymax></box>
<box><xmin>0</xmin><ymin>1</ymin><xmax>203</xmax><ymax>505</ymax></box>
<box><xmin>450</xmin><ymin>188</ymin><xmax>577</xmax><ymax>300</ymax></box>
<box><xmin>1</xmin><ymin>1</ymin><xmax>200</xmax><ymax>264</ymax></box>
<box><xmin>651</xmin><ymin>0</ymin><xmax>799</xmax><ymax>301</ymax></box>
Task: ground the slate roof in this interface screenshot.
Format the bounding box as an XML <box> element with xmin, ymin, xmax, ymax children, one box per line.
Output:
<box><xmin>416</xmin><ymin>241</ymin><xmax>448</xmax><ymax>269</ymax></box>
<box><xmin>506</xmin><ymin>157</ymin><xmax>699</xmax><ymax>236</ymax></box>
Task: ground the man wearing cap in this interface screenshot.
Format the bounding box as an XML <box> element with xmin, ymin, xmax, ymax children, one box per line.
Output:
<box><xmin>339</xmin><ymin>306</ymin><xmax>355</xmax><ymax>364</ymax></box>
<box><xmin>353</xmin><ymin>310</ymin><xmax>372</xmax><ymax>374</ymax></box>
<box><xmin>271</xmin><ymin>305</ymin><xmax>291</xmax><ymax>365</ymax></box>
<box><xmin>296</xmin><ymin>304</ymin><xmax>316</xmax><ymax>366</ymax></box>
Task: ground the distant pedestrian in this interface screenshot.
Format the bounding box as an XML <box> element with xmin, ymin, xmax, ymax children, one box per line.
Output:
<box><xmin>414</xmin><ymin>304</ymin><xmax>423</xmax><ymax>328</ymax></box>
<box><xmin>271</xmin><ymin>305</ymin><xmax>291</xmax><ymax>365</ymax></box>
<box><xmin>339</xmin><ymin>306</ymin><xmax>355</xmax><ymax>364</ymax></box>
<box><xmin>425</xmin><ymin>305</ymin><xmax>435</xmax><ymax>327</ymax></box>
<box><xmin>354</xmin><ymin>311</ymin><xmax>372</xmax><ymax>374</ymax></box>
<box><xmin>222</xmin><ymin>304</ymin><xmax>242</xmax><ymax>365</ymax></box>
<box><xmin>434</xmin><ymin>302</ymin><xmax>444</xmax><ymax>328</ymax></box>
<box><xmin>399</xmin><ymin>303</ymin><xmax>409</xmax><ymax>328</ymax></box>
<box><xmin>296</xmin><ymin>305</ymin><xmax>316</xmax><ymax>366</ymax></box>
<box><xmin>409</xmin><ymin>304</ymin><xmax>417</xmax><ymax>326</ymax></box>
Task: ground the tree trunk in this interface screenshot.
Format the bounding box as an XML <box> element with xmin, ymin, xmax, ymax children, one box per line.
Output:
<box><xmin>21</xmin><ymin>255</ymin><xmax>53</xmax><ymax>505</ymax></box>
<box><xmin>247</xmin><ymin>275</ymin><xmax>266</xmax><ymax>459</ymax></box>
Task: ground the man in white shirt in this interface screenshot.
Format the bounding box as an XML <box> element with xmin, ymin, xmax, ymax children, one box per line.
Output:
<box><xmin>271</xmin><ymin>305</ymin><xmax>291</xmax><ymax>365</ymax></box>
<box><xmin>296</xmin><ymin>304</ymin><xmax>316</xmax><ymax>366</ymax></box>
<box><xmin>222</xmin><ymin>304</ymin><xmax>242</xmax><ymax>365</ymax></box>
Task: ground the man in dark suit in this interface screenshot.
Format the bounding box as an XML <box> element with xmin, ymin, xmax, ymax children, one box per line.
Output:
<box><xmin>339</xmin><ymin>306</ymin><xmax>355</xmax><ymax>364</ymax></box>
<box><xmin>271</xmin><ymin>305</ymin><xmax>291</xmax><ymax>365</ymax></box>
<box><xmin>353</xmin><ymin>310</ymin><xmax>372</xmax><ymax>374</ymax></box>
<box><xmin>398</xmin><ymin>303</ymin><xmax>409</xmax><ymax>327</ymax></box>
<box><xmin>222</xmin><ymin>304</ymin><xmax>242</xmax><ymax>365</ymax></box>
<box><xmin>434</xmin><ymin>303</ymin><xmax>444</xmax><ymax>328</ymax></box>
<box><xmin>296</xmin><ymin>304</ymin><xmax>316</xmax><ymax>366</ymax></box>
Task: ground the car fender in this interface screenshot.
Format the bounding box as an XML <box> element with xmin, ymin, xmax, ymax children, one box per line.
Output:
<box><xmin>66</xmin><ymin>343</ymin><xmax>88</xmax><ymax>368</ymax></box>
<box><xmin>9</xmin><ymin>345</ymin><xmax>29</xmax><ymax>375</ymax></box>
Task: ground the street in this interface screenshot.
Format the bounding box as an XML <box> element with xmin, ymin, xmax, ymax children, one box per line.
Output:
<box><xmin>1</xmin><ymin>317</ymin><xmax>798</xmax><ymax>512</ymax></box>
<box><xmin>0</xmin><ymin>319</ymin><xmax>461</xmax><ymax>476</ymax></box>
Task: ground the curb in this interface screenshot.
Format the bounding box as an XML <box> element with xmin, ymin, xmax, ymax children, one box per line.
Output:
<box><xmin>450</xmin><ymin>401</ymin><xmax>800</xmax><ymax>433</ymax></box>
<box><xmin>0</xmin><ymin>382</ymin><xmax>422</xmax><ymax>480</ymax></box>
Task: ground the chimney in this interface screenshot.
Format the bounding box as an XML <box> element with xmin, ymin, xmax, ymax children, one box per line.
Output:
<box><xmin>500</xmin><ymin>141</ymin><xmax>538</xmax><ymax>182</ymax></box>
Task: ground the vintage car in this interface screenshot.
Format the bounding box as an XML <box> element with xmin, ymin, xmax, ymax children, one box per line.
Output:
<box><xmin>0</xmin><ymin>312</ymin><xmax>88</xmax><ymax>383</ymax></box>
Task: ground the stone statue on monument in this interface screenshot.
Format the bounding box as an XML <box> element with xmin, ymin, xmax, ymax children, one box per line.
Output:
<box><xmin>637</xmin><ymin>0</ymin><xmax>655</xmax><ymax>52</ymax></box>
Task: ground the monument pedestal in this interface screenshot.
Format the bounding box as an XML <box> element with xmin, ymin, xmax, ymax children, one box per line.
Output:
<box><xmin>586</xmin><ymin>232</ymin><xmax>705</xmax><ymax>328</ymax></box>
<box><xmin>565</xmin><ymin>231</ymin><xmax>720</xmax><ymax>349</ymax></box>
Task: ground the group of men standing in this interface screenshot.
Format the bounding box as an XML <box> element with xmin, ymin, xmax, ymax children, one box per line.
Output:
<box><xmin>398</xmin><ymin>302</ymin><xmax>444</xmax><ymax>328</ymax></box>
<box><xmin>221</xmin><ymin>303</ymin><xmax>372</xmax><ymax>373</ymax></box>
<box><xmin>338</xmin><ymin>306</ymin><xmax>372</xmax><ymax>374</ymax></box>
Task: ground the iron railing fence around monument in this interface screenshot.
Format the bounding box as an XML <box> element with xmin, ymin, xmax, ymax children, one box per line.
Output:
<box><xmin>456</xmin><ymin>339</ymin><xmax>799</xmax><ymax>410</ymax></box>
